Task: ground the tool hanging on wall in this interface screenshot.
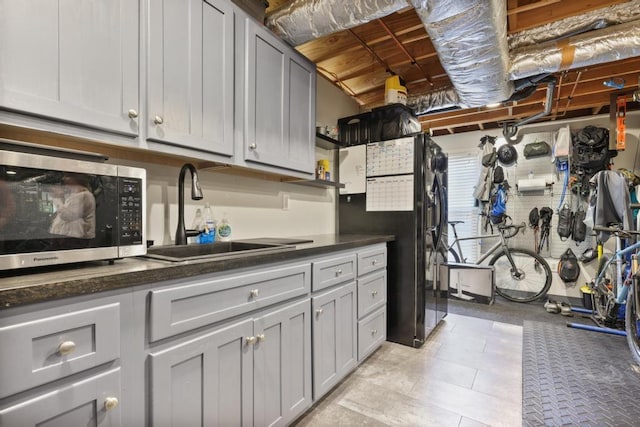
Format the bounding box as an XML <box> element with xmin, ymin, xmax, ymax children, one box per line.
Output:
<box><xmin>617</xmin><ymin>95</ymin><xmax>627</xmax><ymax>151</ymax></box>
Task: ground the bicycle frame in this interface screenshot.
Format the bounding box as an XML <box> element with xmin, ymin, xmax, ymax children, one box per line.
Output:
<box><xmin>594</xmin><ymin>239</ymin><xmax>640</xmax><ymax>305</ymax></box>
<box><xmin>448</xmin><ymin>228</ymin><xmax>509</xmax><ymax>265</ymax></box>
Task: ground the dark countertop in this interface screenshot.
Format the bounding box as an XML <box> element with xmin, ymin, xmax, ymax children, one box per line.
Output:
<box><xmin>0</xmin><ymin>234</ymin><xmax>394</xmax><ymax>309</ymax></box>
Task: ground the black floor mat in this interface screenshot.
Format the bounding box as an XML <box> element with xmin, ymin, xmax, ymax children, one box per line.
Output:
<box><xmin>523</xmin><ymin>320</ymin><xmax>640</xmax><ymax>426</ymax></box>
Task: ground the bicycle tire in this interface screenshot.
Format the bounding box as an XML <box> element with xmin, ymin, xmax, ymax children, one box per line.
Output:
<box><xmin>488</xmin><ymin>248</ymin><xmax>552</xmax><ymax>302</ymax></box>
<box><xmin>448</xmin><ymin>248</ymin><xmax>461</xmax><ymax>263</ymax></box>
<box><xmin>593</xmin><ymin>255</ymin><xmax>616</xmax><ymax>321</ymax></box>
<box><xmin>625</xmin><ymin>286</ymin><xmax>640</xmax><ymax>366</ymax></box>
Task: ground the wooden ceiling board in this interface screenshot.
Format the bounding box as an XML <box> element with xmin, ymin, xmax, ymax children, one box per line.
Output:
<box><xmin>270</xmin><ymin>0</ymin><xmax>640</xmax><ymax>134</ymax></box>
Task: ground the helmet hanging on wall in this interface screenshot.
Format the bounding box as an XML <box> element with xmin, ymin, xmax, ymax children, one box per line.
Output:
<box><xmin>497</xmin><ymin>144</ymin><xmax>518</xmax><ymax>167</ymax></box>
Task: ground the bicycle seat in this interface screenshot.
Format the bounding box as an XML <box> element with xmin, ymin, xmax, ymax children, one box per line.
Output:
<box><xmin>448</xmin><ymin>221</ymin><xmax>464</xmax><ymax>225</ymax></box>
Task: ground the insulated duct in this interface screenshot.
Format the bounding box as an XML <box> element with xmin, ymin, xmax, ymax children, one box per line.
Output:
<box><xmin>508</xmin><ymin>0</ymin><xmax>640</xmax><ymax>50</ymax></box>
<box><xmin>409</xmin><ymin>0</ymin><xmax>513</xmax><ymax>108</ymax></box>
<box><xmin>510</xmin><ymin>19</ymin><xmax>640</xmax><ymax>81</ymax></box>
<box><xmin>265</xmin><ymin>0</ymin><xmax>409</xmax><ymax>46</ymax></box>
<box><xmin>407</xmin><ymin>87</ymin><xmax>459</xmax><ymax>115</ymax></box>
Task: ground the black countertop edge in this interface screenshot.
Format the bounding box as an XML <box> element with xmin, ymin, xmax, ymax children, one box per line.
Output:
<box><xmin>0</xmin><ymin>234</ymin><xmax>394</xmax><ymax>310</ymax></box>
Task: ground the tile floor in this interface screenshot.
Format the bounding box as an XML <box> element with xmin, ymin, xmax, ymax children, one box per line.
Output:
<box><xmin>294</xmin><ymin>313</ymin><xmax>523</xmax><ymax>426</ymax></box>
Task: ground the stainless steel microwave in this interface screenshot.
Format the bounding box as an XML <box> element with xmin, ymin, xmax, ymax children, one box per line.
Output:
<box><xmin>0</xmin><ymin>144</ymin><xmax>146</xmax><ymax>270</ymax></box>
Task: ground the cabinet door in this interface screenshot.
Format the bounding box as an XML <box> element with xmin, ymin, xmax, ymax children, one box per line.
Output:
<box><xmin>253</xmin><ymin>299</ymin><xmax>311</xmax><ymax>427</ymax></box>
<box><xmin>243</xmin><ymin>20</ymin><xmax>315</xmax><ymax>174</ymax></box>
<box><xmin>0</xmin><ymin>0</ymin><xmax>139</xmax><ymax>135</ymax></box>
<box><xmin>0</xmin><ymin>368</ymin><xmax>121</xmax><ymax>427</ymax></box>
<box><xmin>311</xmin><ymin>282</ymin><xmax>357</xmax><ymax>400</ymax></box>
<box><xmin>147</xmin><ymin>0</ymin><xmax>234</xmax><ymax>157</ymax></box>
<box><xmin>149</xmin><ymin>319</ymin><xmax>253</xmax><ymax>427</ymax></box>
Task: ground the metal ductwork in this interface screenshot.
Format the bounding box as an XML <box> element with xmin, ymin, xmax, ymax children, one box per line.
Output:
<box><xmin>508</xmin><ymin>0</ymin><xmax>640</xmax><ymax>50</ymax></box>
<box><xmin>407</xmin><ymin>87</ymin><xmax>459</xmax><ymax>115</ymax></box>
<box><xmin>510</xmin><ymin>19</ymin><xmax>640</xmax><ymax>81</ymax></box>
<box><xmin>408</xmin><ymin>0</ymin><xmax>513</xmax><ymax>108</ymax></box>
<box><xmin>265</xmin><ymin>0</ymin><xmax>409</xmax><ymax>47</ymax></box>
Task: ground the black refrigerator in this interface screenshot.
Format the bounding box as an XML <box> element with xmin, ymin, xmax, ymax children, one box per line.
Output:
<box><xmin>339</xmin><ymin>133</ymin><xmax>448</xmax><ymax>348</ymax></box>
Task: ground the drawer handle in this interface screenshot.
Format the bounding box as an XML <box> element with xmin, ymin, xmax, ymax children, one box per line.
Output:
<box><xmin>372</xmin><ymin>290</ymin><xmax>378</xmax><ymax>297</ymax></box>
<box><xmin>250</xmin><ymin>289</ymin><xmax>259</xmax><ymax>298</ymax></box>
<box><xmin>335</xmin><ymin>269</ymin><xmax>342</xmax><ymax>276</ymax></box>
<box><xmin>372</xmin><ymin>259</ymin><xmax>378</xmax><ymax>265</ymax></box>
<box><xmin>371</xmin><ymin>329</ymin><xmax>378</xmax><ymax>336</ymax></box>
<box><xmin>246</xmin><ymin>336</ymin><xmax>257</xmax><ymax>345</ymax></box>
<box><xmin>316</xmin><ymin>308</ymin><xmax>324</xmax><ymax>315</ymax></box>
<box><xmin>257</xmin><ymin>334</ymin><xmax>266</xmax><ymax>343</ymax></box>
<box><xmin>104</xmin><ymin>397</ymin><xmax>119</xmax><ymax>411</ymax></box>
<box><xmin>58</xmin><ymin>341</ymin><xmax>76</xmax><ymax>356</ymax></box>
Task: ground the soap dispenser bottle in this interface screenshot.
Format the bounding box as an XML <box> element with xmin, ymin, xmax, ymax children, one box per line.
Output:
<box><xmin>217</xmin><ymin>213</ymin><xmax>232</xmax><ymax>241</ymax></box>
<box><xmin>200</xmin><ymin>203</ymin><xmax>216</xmax><ymax>244</ymax></box>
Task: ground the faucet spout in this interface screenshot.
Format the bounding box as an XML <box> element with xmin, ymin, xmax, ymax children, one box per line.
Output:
<box><xmin>175</xmin><ymin>163</ymin><xmax>203</xmax><ymax>245</ymax></box>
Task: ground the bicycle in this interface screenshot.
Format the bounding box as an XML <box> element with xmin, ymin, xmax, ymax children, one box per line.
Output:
<box><xmin>588</xmin><ymin>225</ymin><xmax>640</xmax><ymax>328</ymax></box>
<box><xmin>447</xmin><ymin>220</ymin><xmax>552</xmax><ymax>302</ymax></box>
<box><xmin>588</xmin><ymin>224</ymin><xmax>640</xmax><ymax>364</ymax></box>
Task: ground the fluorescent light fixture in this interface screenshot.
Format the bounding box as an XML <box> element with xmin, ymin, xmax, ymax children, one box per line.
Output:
<box><xmin>485</xmin><ymin>102</ymin><xmax>502</xmax><ymax>108</ymax></box>
<box><xmin>5</xmin><ymin>170</ymin><xmax>16</xmax><ymax>175</ymax></box>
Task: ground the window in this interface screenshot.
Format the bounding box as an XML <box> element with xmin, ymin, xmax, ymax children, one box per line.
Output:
<box><xmin>447</xmin><ymin>152</ymin><xmax>480</xmax><ymax>262</ymax></box>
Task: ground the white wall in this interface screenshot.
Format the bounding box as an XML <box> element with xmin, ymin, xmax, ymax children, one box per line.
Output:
<box><xmin>115</xmin><ymin>74</ymin><xmax>359</xmax><ymax>246</ymax></box>
<box><xmin>433</xmin><ymin>110</ymin><xmax>640</xmax><ymax>299</ymax></box>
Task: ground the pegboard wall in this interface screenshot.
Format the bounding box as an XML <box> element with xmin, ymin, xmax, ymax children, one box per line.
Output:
<box><xmin>483</xmin><ymin>131</ymin><xmax>594</xmax><ymax>260</ymax></box>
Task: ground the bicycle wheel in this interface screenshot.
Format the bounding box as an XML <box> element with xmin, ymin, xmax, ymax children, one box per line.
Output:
<box><xmin>625</xmin><ymin>285</ymin><xmax>640</xmax><ymax>365</ymax></box>
<box><xmin>489</xmin><ymin>248</ymin><xmax>551</xmax><ymax>302</ymax></box>
<box><xmin>593</xmin><ymin>255</ymin><xmax>616</xmax><ymax>321</ymax></box>
<box><xmin>448</xmin><ymin>248</ymin><xmax>461</xmax><ymax>263</ymax></box>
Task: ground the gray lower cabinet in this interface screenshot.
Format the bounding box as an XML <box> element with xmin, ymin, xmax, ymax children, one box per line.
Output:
<box><xmin>311</xmin><ymin>281</ymin><xmax>357</xmax><ymax>400</ymax></box>
<box><xmin>0</xmin><ymin>297</ymin><xmax>128</xmax><ymax>427</ymax></box>
<box><xmin>241</xmin><ymin>12</ymin><xmax>316</xmax><ymax>175</ymax></box>
<box><xmin>147</xmin><ymin>0</ymin><xmax>234</xmax><ymax>157</ymax></box>
<box><xmin>149</xmin><ymin>298</ymin><xmax>311</xmax><ymax>427</ymax></box>
<box><xmin>0</xmin><ymin>0</ymin><xmax>139</xmax><ymax>135</ymax></box>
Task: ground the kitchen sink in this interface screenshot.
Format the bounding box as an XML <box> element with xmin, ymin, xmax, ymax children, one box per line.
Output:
<box><xmin>143</xmin><ymin>241</ymin><xmax>295</xmax><ymax>262</ymax></box>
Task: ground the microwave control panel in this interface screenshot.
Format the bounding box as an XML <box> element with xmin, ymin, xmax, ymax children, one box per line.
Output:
<box><xmin>118</xmin><ymin>177</ymin><xmax>143</xmax><ymax>245</ymax></box>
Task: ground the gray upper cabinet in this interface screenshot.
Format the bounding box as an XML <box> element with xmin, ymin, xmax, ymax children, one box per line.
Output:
<box><xmin>242</xmin><ymin>17</ymin><xmax>316</xmax><ymax>175</ymax></box>
<box><xmin>147</xmin><ymin>0</ymin><xmax>234</xmax><ymax>157</ymax></box>
<box><xmin>0</xmin><ymin>0</ymin><xmax>139</xmax><ymax>135</ymax></box>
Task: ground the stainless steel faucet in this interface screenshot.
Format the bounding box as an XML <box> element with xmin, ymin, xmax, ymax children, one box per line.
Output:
<box><xmin>175</xmin><ymin>163</ymin><xmax>203</xmax><ymax>245</ymax></box>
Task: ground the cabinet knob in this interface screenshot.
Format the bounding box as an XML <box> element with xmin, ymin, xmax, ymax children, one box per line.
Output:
<box><xmin>372</xmin><ymin>290</ymin><xmax>378</xmax><ymax>296</ymax></box>
<box><xmin>257</xmin><ymin>334</ymin><xmax>265</xmax><ymax>343</ymax></box>
<box><xmin>335</xmin><ymin>269</ymin><xmax>342</xmax><ymax>276</ymax></box>
<box><xmin>127</xmin><ymin>109</ymin><xmax>138</xmax><ymax>119</ymax></box>
<box><xmin>371</xmin><ymin>329</ymin><xmax>378</xmax><ymax>336</ymax></box>
<box><xmin>153</xmin><ymin>115</ymin><xmax>164</xmax><ymax>125</ymax></box>
<box><xmin>316</xmin><ymin>308</ymin><xmax>324</xmax><ymax>315</ymax></box>
<box><xmin>250</xmin><ymin>289</ymin><xmax>259</xmax><ymax>298</ymax></box>
<box><xmin>372</xmin><ymin>259</ymin><xmax>378</xmax><ymax>265</ymax></box>
<box><xmin>58</xmin><ymin>341</ymin><xmax>76</xmax><ymax>356</ymax></box>
<box><xmin>246</xmin><ymin>336</ymin><xmax>257</xmax><ymax>345</ymax></box>
<box><xmin>249</xmin><ymin>143</ymin><xmax>257</xmax><ymax>150</ymax></box>
<box><xmin>104</xmin><ymin>397</ymin><xmax>119</xmax><ymax>411</ymax></box>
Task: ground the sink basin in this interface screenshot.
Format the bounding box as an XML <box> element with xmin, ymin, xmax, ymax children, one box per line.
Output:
<box><xmin>143</xmin><ymin>241</ymin><xmax>295</xmax><ymax>262</ymax></box>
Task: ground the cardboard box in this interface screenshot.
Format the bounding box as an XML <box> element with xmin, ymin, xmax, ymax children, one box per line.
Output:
<box><xmin>441</xmin><ymin>263</ymin><xmax>495</xmax><ymax>305</ymax></box>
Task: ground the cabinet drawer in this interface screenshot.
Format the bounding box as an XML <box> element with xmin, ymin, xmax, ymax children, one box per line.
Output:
<box><xmin>357</xmin><ymin>307</ymin><xmax>386</xmax><ymax>362</ymax></box>
<box><xmin>0</xmin><ymin>303</ymin><xmax>120</xmax><ymax>399</ymax></box>
<box><xmin>357</xmin><ymin>247</ymin><xmax>387</xmax><ymax>276</ymax></box>
<box><xmin>149</xmin><ymin>263</ymin><xmax>311</xmax><ymax>342</ymax></box>
<box><xmin>0</xmin><ymin>368</ymin><xmax>121</xmax><ymax>426</ymax></box>
<box><xmin>357</xmin><ymin>271</ymin><xmax>386</xmax><ymax>319</ymax></box>
<box><xmin>312</xmin><ymin>254</ymin><xmax>357</xmax><ymax>292</ymax></box>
